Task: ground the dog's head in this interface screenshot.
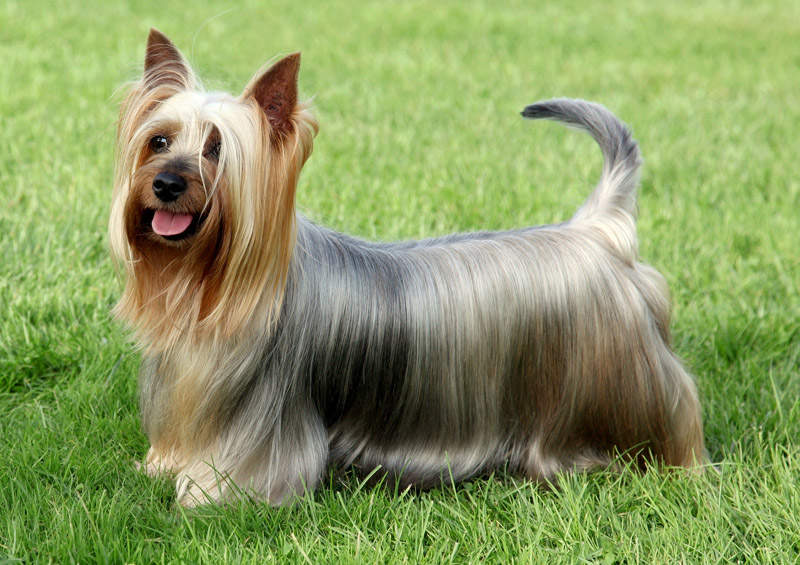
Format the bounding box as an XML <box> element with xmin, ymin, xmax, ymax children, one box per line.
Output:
<box><xmin>110</xmin><ymin>29</ymin><xmax>317</xmax><ymax>348</ymax></box>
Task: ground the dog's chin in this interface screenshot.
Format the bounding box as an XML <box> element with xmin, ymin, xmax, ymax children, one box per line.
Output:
<box><xmin>141</xmin><ymin>208</ymin><xmax>203</xmax><ymax>245</ymax></box>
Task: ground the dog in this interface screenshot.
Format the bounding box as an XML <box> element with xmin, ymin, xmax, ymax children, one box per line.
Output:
<box><xmin>109</xmin><ymin>29</ymin><xmax>705</xmax><ymax>506</ymax></box>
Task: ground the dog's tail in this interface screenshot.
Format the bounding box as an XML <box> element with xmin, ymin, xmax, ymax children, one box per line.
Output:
<box><xmin>522</xmin><ymin>98</ymin><xmax>641</xmax><ymax>256</ymax></box>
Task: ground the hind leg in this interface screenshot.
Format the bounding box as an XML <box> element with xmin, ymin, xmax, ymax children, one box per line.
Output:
<box><xmin>517</xmin><ymin>358</ymin><xmax>706</xmax><ymax>482</ymax></box>
<box><xmin>661</xmin><ymin>363</ymin><xmax>707</xmax><ymax>469</ymax></box>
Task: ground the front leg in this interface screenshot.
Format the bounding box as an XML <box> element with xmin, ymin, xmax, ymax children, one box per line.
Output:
<box><xmin>174</xmin><ymin>407</ymin><xmax>329</xmax><ymax>507</ymax></box>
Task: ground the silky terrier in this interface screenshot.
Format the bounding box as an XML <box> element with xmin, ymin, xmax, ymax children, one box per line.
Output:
<box><xmin>110</xmin><ymin>29</ymin><xmax>705</xmax><ymax>506</ymax></box>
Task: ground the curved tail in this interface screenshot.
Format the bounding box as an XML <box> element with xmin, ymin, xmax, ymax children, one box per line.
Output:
<box><xmin>521</xmin><ymin>99</ymin><xmax>642</xmax><ymax>249</ymax></box>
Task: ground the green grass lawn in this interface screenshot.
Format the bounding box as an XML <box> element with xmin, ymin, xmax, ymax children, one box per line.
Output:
<box><xmin>1</xmin><ymin>0</ymin><xmax>799</xmax><ymax>562</ymax></box>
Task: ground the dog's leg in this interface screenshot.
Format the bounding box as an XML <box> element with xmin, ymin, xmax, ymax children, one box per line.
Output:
<box><xmin>175</xmin><ymin>405</ymin><xmax>328</xmax><ymax>506</ymax></box>
<box><xmin>519</xmin><ymin>348</ymin><xmax>706</xmax><ymax>482</ymax></box>
<box><xmin>656</xmin><ymin>351</ymin><xmax>707</xmax><ymax>469</ymax></box>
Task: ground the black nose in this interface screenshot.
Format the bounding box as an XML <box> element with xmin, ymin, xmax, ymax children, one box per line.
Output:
<box><xmin>152</xmin><ymin>172</ymin><xmax>187</xmax><ymax>202</ymax></box>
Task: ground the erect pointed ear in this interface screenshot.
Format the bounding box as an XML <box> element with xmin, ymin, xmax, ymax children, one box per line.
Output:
<box><xmin>242</xmin><ymin>53</ymin><xmax>301</xmax><ymax>137</ymax></box>
<box><xmin>143</xmin><ymin>28</ymin><xmax>193</xmax><ymax>90</ymax></box>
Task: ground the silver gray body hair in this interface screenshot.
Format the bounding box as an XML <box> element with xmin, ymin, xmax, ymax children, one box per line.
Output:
<box><xmin>138</xmin><ymin>99</ymin><xmax>705</xmax><ymax>505</ymax></box>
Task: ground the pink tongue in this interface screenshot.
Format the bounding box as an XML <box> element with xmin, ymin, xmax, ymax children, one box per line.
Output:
<box><xmin>152</xmin><ymin>210</ymin><xmax>193</xmax><ymax>236</ymax></box>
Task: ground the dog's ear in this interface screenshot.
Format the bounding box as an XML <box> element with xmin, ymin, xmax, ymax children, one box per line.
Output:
<box><xmin>243</xmin><ymin>53</ymin><xmax>301</xmax><ymax>137</ymax></box>
<box><xmin>143</xmin><ymin>28</ymin><xmax>193</xmax><ymax>90</ymax></box>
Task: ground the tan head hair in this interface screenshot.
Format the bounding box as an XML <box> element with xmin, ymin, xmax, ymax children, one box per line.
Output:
<box><xmin>109</xmin><ymin>29</ymin><xmax>318</xmax><ymax>352</ymax></box>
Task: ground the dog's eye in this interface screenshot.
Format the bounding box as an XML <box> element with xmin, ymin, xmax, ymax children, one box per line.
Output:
<box><xmin>205</xmin><ymin>140</ymin><xmax>221</xmax><ymax>161</ymax></box>
<box><xmin>149</xmin><ymin>135</ymin><xmax>169</xmax><ymax>153</ymax></box>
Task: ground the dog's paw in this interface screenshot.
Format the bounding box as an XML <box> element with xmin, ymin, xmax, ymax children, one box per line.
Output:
<box><xmin>138</xmin><ymin>446</ymin><xmax>181</xmax><ymax>477</ymax></box>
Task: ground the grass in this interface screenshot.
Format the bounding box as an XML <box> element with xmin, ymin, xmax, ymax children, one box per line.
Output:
<box><xmin>1</xmin><ymin>0</ymin><xmax>799</xmax><ymax>562</ymax></box>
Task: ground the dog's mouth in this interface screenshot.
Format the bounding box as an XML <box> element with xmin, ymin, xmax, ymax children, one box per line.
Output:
<box><xmin>143</xmin><ymin>209</ymin><xmax>201</xmax><ymax>241</ymax></box>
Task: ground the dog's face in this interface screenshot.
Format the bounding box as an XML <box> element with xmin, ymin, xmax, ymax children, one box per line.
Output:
<box><xmin>123</xmin><ymin>91</ymin><xmax>228</xmax><ymax>254</ymax></box>
<box><xmin>110</xmin><ymin>30</ymin><xmax>317</xmax><ymax>346</ymax></box>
